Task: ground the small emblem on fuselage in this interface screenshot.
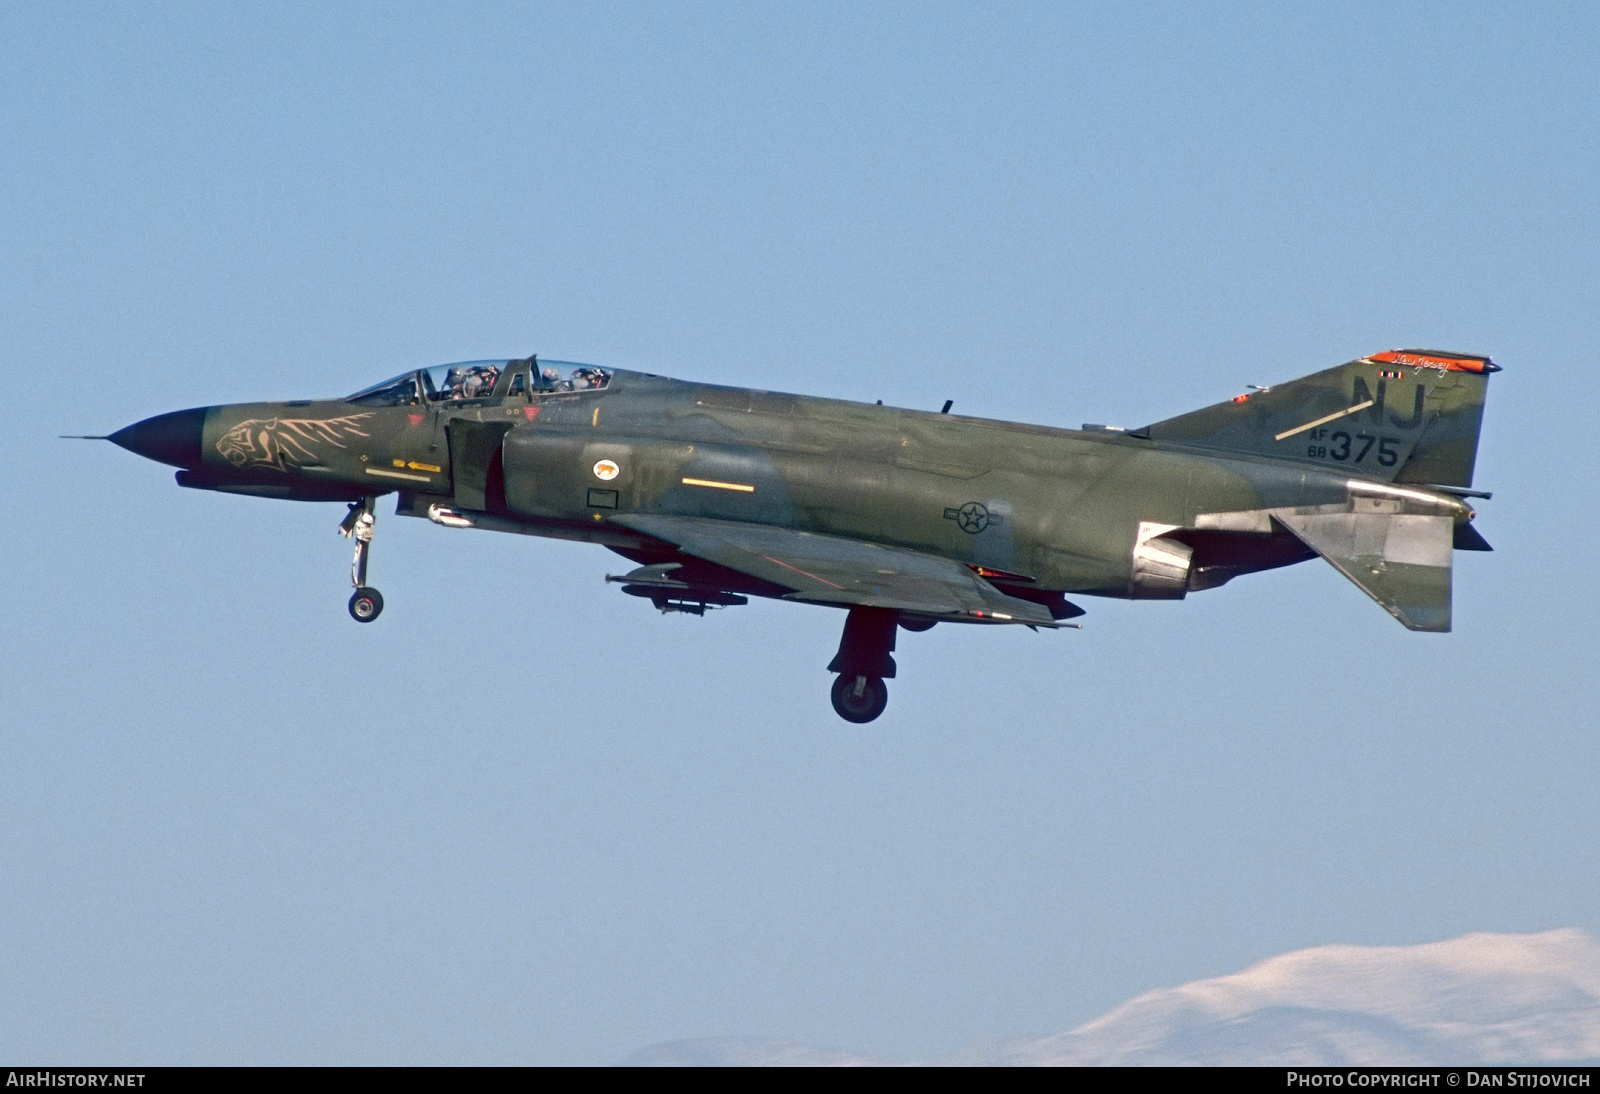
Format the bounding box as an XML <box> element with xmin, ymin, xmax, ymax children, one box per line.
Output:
<box><xmin>593</xmin><ymin>459</ymin><xmax>621</xmax><ymax>481</ymax></box>
<box><xmin>944</xmin><ymin>501</ymin><xmax>1002</xmax><ymax>534</ymax></box>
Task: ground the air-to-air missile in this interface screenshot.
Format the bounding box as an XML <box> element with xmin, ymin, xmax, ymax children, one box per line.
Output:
<box><xmin>92</xmin><ymin>349</ymin><xmax>1497</xmax><ymax>722</ymax></box>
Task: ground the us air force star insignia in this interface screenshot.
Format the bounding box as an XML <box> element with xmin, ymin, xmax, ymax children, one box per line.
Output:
<box><xmin>593</xmin><ymin>459</ymin><xmax>620</xmax><ymax>480</ymax></box>
<box><xmin>944</xmin><ymin>501</ymin><xmax>1002</xmax><ymax>534</ymax></box>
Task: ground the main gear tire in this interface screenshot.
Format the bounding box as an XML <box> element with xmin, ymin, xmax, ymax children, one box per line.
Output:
<box><xmin>348</xmin><ymin>587</ymin><xmax>384</xmax><ymax>623</ymax></box>
<box><xmin>830</xmin><ymin>674</ymin><xmax>888</xmax><ymax>723</ymax></box>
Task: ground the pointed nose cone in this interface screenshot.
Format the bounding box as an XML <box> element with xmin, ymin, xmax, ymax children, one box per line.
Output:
<box><xmin>109</xmin><ymin>407</ymin><xmax>208</xmax><ymax>469</ymax></box>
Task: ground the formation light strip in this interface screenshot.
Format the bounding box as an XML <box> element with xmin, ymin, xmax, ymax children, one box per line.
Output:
<box><xmin>681</xmin><ymin>477</ymin><xmax>755</xmax><ymax>493</ymax></box>
<box><xmin>365</xmin><ymin>467</ymin><xmax>433</xmax><ymax>483</ymax></box>
<box><xmin>1274</xmin><ymin>400</ymin><xmax>1374</xmax><ymax>441</ymax></box>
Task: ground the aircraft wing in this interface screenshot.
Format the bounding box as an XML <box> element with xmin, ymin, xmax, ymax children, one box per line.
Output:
<box><xmin>611</xmin><ymin>513</ymin><xmax>1060</xmax><ymax>625</ymax></box>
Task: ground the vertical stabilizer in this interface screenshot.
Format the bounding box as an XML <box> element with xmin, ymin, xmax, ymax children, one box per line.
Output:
<box><xmin>1144</xmin><ymin>350</ymin><xmax>1498</xmax><ymax>489</ymax></box>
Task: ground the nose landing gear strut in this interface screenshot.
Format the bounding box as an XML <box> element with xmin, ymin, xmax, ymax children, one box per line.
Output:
<box><xmin>340</xmin><ymin>496</ymin><xmax>383</xmax><ymax>622</ymax></box>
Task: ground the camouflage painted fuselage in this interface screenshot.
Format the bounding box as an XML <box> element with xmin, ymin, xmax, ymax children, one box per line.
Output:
<box><xmin>163</xmin><ymin>354</ymin><xmax>1485</xmax><ymax>613</ymax></box>
<box><xmin>102</xmin><ymin>349</ymin><xmax>1496</xmax><ymax>720</ymax></box>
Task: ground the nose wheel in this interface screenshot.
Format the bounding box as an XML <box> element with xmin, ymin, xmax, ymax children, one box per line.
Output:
<box><xmin>348</xmin><ymin>587</ymin><xmax>384</xmax><ymax>622</ymax></box>
<box><xmin>340</xmin><ymin>496</ymin><xmax>383</xmax><ymax>622</ymax></box>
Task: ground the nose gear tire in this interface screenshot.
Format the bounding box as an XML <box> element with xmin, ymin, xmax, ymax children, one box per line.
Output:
<box><xmin>348</xmin><ymin>587</ymin><xmax>384</xmax><ymax>623</ymax></box>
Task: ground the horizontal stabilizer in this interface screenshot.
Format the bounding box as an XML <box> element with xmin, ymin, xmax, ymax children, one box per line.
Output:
<box><xmin>1272</xmin><ymin>510</ymin><xmax>1454</xmax><ymax>632</ymax></box>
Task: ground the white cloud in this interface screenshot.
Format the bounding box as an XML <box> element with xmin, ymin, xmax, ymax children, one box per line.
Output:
<box><xmin>625</xmin><ymin>929</ymin><xmax>1600</xmax><ymax>1066</ymax></box>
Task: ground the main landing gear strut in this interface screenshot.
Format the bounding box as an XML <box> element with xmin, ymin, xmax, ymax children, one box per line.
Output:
<box><xmin>828</xmin><ymin>607</ymin><xmax>898</xmax><ymax>723</ymax></box>
<box><xmin>340</xmin><ymin>496</ymin><xmax>383</xmax><ymax>622</ymax></box>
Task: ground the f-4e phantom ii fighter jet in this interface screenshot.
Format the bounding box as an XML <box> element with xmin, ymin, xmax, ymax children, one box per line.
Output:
<box><xmin>97</xmin><ymin>349</ymin><xmax>1497</xmax><ymax>722</ymax></box>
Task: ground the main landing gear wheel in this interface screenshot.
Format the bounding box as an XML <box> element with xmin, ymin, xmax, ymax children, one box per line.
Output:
<box><xmin>827</xmin><ymin>607</ymin><xmax>898</xmax><ymax>723</ymax></box>
<box><xmin>348</xmin><ymin>587</ymin><xmax>384</xmax><ymax>622</ymax></box>
<box><xmin>831</xmin><ymin>674</ymin><xmax>888</xmax><ymax>723</ymax></box>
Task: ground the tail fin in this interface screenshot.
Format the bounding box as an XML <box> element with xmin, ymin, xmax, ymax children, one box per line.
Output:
<box><xmin>1142</xmin><ymin>350</ymin><xmax>1499</xmax><ymax>488</ymax></box>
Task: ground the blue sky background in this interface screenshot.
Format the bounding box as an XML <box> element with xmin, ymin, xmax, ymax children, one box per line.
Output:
<box><xmin>3</xmin><ymin>2</ymin><xmax>1597</xmax><ymax>1064</ymax></box>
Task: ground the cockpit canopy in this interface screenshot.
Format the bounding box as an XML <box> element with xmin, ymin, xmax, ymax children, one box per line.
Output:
<box><xmin>346</xmin><ymin>358</ymin><xmax>610</xmax><ymax>406</ymax></box>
